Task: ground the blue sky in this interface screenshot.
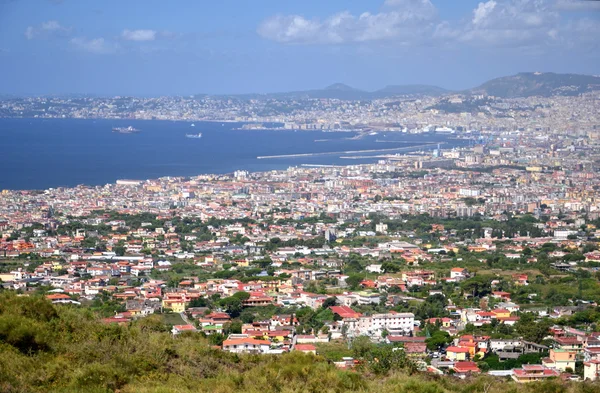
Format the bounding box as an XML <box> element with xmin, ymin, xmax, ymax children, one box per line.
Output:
<box><xmin>0</xmin><ymin>0</ymin><xmax>599</xmax><ymax>95</ymax></box>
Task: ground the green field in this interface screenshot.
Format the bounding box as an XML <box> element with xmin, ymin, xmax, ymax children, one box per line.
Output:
<box><xmin>160</xmin><ymin>312</ymin><xmax>186</xmax><ymax>326</ymax></box>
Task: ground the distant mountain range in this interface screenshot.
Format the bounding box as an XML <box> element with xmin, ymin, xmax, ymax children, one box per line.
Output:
<box><xmin>468</xmin><ymin>72</ymin><xmax>600</xmax><ymax>98</ymax></box>
<box><xmin>197</xmin><ymin>72</ymin><xmax>600</xmax><ymax>100</ymax></box>
<box><xmin>196</xmin><ymin>82</ymin><xmax>450</xmax><ymax>101</ymax></box>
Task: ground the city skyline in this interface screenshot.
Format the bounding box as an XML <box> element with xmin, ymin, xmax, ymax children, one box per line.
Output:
<box><xmin>0</xmin><ymin>0</ymin><xmax>599</xmax><ymax>96</ymax></box>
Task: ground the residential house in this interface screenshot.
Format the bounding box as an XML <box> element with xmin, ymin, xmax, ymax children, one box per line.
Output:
<box><xmin>542</xmin><ymin>349</ymin><xmax>577</xmax><ymax>372</ymax></box>
<box><xmin>452</xmin><ymin>361</ymin><xmax>480</xmax><ymax>377</ymax></box>
<box><xmin>511</xmin><ymin>365</ymin><xmax>560</xmax><ymax>383</ymax></box>
<box><xmin>172</xmin><ymin>324</ymin><xmax>197</xmax><ymax>335</ymax></box>
<box><xmin>446</xmin><ymin>346</ymin><xmax>470</xmax><ymax>361</ymax></box>
<box><xmin>222</xmin><ymin>335</ymin><xmax>272</xmax><ymax>354</ymax></box>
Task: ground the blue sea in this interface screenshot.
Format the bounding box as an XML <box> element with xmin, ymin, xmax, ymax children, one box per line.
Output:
<box><xmin>0</xmin><ymin>118</ymin><xmax>464</xmax><ymax>190</ymax></box>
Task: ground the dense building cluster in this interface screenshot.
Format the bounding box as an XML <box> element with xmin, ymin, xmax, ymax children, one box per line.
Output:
<box><xmin>1</xmin><ymin>91</ymin><xmax>600</xmax><ymax>383</ymax></box>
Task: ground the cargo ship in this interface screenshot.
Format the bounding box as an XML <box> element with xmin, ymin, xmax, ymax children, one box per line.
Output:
<box><xmin>185</xmin><ymin>132</ymin><xmax>202</xmax><ymax>139</ymax></box>
<box><xmin>112</xmin><ymin>126</ymin><xmax>140</xmax><ymax>134</ymax></box>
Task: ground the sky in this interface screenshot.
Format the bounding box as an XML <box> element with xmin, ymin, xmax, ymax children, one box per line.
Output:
<box><xmin>0</xmin><ymin>0</ymin><xmax>599</xmax><ymax>96</ymax></box>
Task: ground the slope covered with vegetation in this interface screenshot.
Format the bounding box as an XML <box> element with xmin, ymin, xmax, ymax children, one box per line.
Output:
<box><xmin>0</xmin><ymin>292</ymin><xmax>599</xmax><ymax>393</ymax></box>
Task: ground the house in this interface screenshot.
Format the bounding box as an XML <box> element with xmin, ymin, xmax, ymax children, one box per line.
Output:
<box><xmin>46</xmin><ymin>293</ymin><xmax>79</xmax><ymax>304</ymax></box>
<box><xmin>294</xmin><ymin>344</ymin><xmax>317</xmax><ymax>354</ymax></box>
<box><xmin>584</xmin><ymin>356</ymin><xmax>600</xmax><ymax>381</ymax></box>
<box><xmin>511</xmin><ymin>365</ymin><xmax>560</xmax><ymax>383</ymax></box>
<box><xmin>495</xmin><ymin>302</ymin><xmax>520</xmax><ymax>313</ymax></box>
<box><xmin>404</xmin><ymin>342</ymin><xmax>427</xmax><ymax>359</ymax></box>
<box><xmin>162</xmin><ymin>299</ymin><xmax>186</xmax><ymax>313</ymax></box>
<box><xmin>446</xmin><ymin>346</ymin><xmax>470</xmax><ymax>361</ymax></box>
<box><xmin>450</xmin><ymin>268</ymin><xmax>468</xmax><ymax>281</ymax></box>
<box><xmin>542</xmin><ymin>349</ymin><xmax>577</xmax><ymax>372</ymax></box>
<box><xmin>491</xmin><ymin>308</ymin><xmax>511</xmax><ymax>319</ymax></box>
<box><xmin>426</xmin><ymin>317</ymin><xmax>454</xmax><ymax>328</ymax></box>
<box><xmin>199</xmin><ymin>312</ymin><xmax>231</xmax><ymax>334</ymax></box>
<box><xmin>172</xmin><ymin>324</ymin><xmax>197</xmax><ymax>335</ymax></box>
<box><xmin>222</xmin><ymin>336</ymin><xmax>271</xmax><ymax>354</ymax></box>
<box><xmin>491</xmin><ymin>291</ymin><xmax>511</xmax><ymax>301</ymax></box>
<box><xmin>330</xmin><ymin>305</ymin><xmax>362</xmax><ymax>319</ymax></box>
<box><xmin>452</xmin><ymin>361</ymin><xmax>480</xmax><ymax>377</ymax></box>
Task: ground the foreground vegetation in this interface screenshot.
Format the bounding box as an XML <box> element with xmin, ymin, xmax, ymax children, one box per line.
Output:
<box><xmin>1</xmin><ymin>293</ymin><xmax>599</xmax><ymax>393</ymax></box>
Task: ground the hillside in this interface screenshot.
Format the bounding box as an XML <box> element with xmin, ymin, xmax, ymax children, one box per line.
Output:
<box><xmin>469</xmin><ymin>72</ymin><xmax>600</xmax><ymax>98</ymax></box>
<box><xmin>0</xmin><ymin>293</ymin><xmax>598</xmax><ymax>393</ymax></box>
<box><xmin>195</xmin><ymin>72</ymin><xmax>600</xmax><ymax>100</ymax></box>
<box><xmin>196</xmin><ymin>83</ymin><xmax>449</xmax><ymax>101</ymax></box>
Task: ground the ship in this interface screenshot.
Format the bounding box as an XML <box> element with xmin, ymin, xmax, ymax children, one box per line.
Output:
<box><xmin>185</xmin><ymin>132</ymin><xmax>202</xmax><ymax>139</ymax></box>
<box><xmin>112</xmin><ymin>126</ymin><xmax>140</xmax><ymax>134</ymax></box>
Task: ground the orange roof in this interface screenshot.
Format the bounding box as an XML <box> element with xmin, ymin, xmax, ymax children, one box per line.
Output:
<box><xmin>173</xmin><ymin>324</ymin><xmax>196</xmax><ymax>331</ymax></box>
<box><xmin>46</xmin><ymin>293</ymin><xmax>71</xmax><ymax>300</ymax></box>
<box><xmin>223</xmin><ymin>338</ymin><xmax>270</xmax><ymax>346</ymax></box>
<box><xmin>453</xmin><ymin>361</ymin><xmax>480</xmax><ymax>373</ymax></box>
<box><xmin>294</xmin><ymin>344</ymin><xmax>316</xmax><ymax>351</ymax></box>
<box><xmin>447</xmin><ymin>346</ymin><xmax>470</xmax><ymax>353</ymax></box>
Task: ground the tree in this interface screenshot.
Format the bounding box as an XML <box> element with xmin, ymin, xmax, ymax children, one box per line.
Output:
<box><xmin>345</xmin><ymin>274</ymin><xmax>363</xmax><ymax>290</ymax></box>
<box><xmin>425</xmin><ymin>330</ymin><xmax>452</xmax><ymax>351</ymax></box>
<box><xmin>189</xmin><ymin>297</ymin><xmax>208</xmax><ymax>308</ymax></box>
<box><xmin>515</xmin><ymin>313</ymin><xmax>552</xmax><ymax>343</ymax></box>
<box><xmin>220</xmin><ymin>297</ymin><xmax>243</xmax><ymax>318</ymax></box>
<box><xmin>224</xmin><ymin>320</ymin><xmax>242</xmax><ymax>335</ymax></box>
<box><xmin>460</xmin><ymin>275</ymin><xmax>493</xmax><ymax>298</ymax></box>
<box><xmin>232</xmin><ymin>291</ymin><xmax>250</xmax><ymax>301</ymax></box>
<box><xmin>113</xmin><ymin>245</ymin><xmax>126</xmax><ymax>256</ymax></box>
<box><xmin>322</xmin><ymin>297</ymin><xmax>337</xmax><ymax>309</ymax></box>
<box><xmin>381</xmin><ymin>262</ymin><xmax>400</xmax><ymax>273</ymax></box>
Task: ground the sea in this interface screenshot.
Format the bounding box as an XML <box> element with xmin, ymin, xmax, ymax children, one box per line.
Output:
<box><xmin>0</xmin><ymin>118</ymin><xmax>466</xmax><ymax>190</ymax></box>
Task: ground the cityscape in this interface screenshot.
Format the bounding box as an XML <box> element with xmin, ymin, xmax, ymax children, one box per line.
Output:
<box><xmin>1</xmin><ymin>1</ymin><xmax>600</xmax><ymax>393</ymax></box>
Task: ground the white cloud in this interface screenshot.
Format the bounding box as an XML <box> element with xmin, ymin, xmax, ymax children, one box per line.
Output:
<box><xmin>122</xmin><ymin>29</ymin><xmax>156</xmax><ymax>41</ymax></box>
<box><xmin>258</xmin><ymin>0</ymin><xmax>599</xmax><ymax>52</ymax></box>
<box><xmin>70</xmin><ymin>37</ymin><xmax>117</xmax><ymax>54</ymax></box>
<box><xmin>554</xmin><ymin>0</ymin><xmax>600</xmax><ymax>11</ymax></box>
<box><xmin>439</xmin><ymin>0</ymin><xmax>563</xmax><ymax>47</ymax></box>
<box><xmin>472</xmin><ymin>1</ymin><xmax>497</xmax><ymax>26</ymax></box>
<box><xmin>257</xmin><ymin>0</ymin><xmax>437</xmax><ymax>44</ymax></box>
<box><xmin>24</xmin><ymin>20</ymin><xmax>71</xmax><ymax>40</ymax></box>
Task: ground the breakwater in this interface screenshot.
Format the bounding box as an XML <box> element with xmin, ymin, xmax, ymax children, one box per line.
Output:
<box><xmin>257</xmin><ymin>144</ymin><xmax>437</xmax><ymax>159</ymax></box>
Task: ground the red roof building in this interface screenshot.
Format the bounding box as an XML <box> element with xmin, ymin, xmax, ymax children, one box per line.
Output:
<box><xmin>329</xmin><ymin>305</ymin><xmax>362</xmax><ymax>319</ymax></box>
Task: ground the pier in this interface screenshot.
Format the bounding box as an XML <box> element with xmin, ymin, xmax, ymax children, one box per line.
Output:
<box><xmin>257</xmin><ymin>144</ymin><xmax>438</xmax><ymax>159</ymax></box>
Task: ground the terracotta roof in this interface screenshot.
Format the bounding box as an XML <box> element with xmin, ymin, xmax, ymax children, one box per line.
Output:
<box><xmin>173</xmin><ymin>324</ymin><xmax>197</xmax><ymax>331</ymax></box>
<box><xmin>453</xmin><ymin>361</ymin><xmax>480</xmax><ymax>373</ymax></box>
<box><xmin>294</xmin><ymin>344</ymin><xmax>316</xmax><ymax>351</ymax></box>
<box><xmin>447</xmin><ymin>346</ymin><xmax>470</xmax><ymax>353</ymax></box>
<box><xmin>46</xmin><ymin>293</ymin><xmax>71</xmax><ymax>300</ymax></box>
<box><xmin>223</xmin><ymin>338</ymin><xmax>270</xmax><ymax>346</ymax></box>
<box><xmin>330</xmin><ymin>305</ymin><xmax>362</xmax><ymax>319</ymax></box>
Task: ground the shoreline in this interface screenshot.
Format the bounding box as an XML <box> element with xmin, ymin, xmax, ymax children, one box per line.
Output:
<box><xmin>0</xmin><ymin>118</ymin><xmax>464</xmax><ymax>191</ymax></box>
<box><xmin>256</xmin><ymin>144</ymin><xmax>438</xmax><ymax>159</ymax></box>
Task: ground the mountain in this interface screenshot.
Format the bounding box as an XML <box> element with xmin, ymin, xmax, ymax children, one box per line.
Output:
<box><xmin>323</xmin><ymin>83</ymin><xmax>360</xmax><ymax>91</ymax></box>
<box><xmin>197</xmin><ymin>83</ymin><xmax>449</xmax><ymax>101</ymax></box>
<box><xmin>469</xmin><ymin>72</ymin><xmax>600</xmax><ymax>98</ymax></box>
<box><xmin>194</xmin><ymin>72</ymin><xmax>600</xmax><ymax>101</ymax></box>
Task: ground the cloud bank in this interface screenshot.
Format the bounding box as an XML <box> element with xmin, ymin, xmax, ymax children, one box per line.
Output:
<box><xmin>257</xmin><ymin>0</ymin><xmax>600</xmax><ymax>51</ymax></box>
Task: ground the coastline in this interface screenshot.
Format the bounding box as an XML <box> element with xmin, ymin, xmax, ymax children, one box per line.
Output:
<box><xmin>0</xmin><ymin>118</ymin><xmax>464</xmax><ymax>191</ymax></box>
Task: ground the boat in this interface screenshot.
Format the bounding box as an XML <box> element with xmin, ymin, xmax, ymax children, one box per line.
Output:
<box><xmin>185</xmin><ymin>132</ymin><xmax>202</xmax><ymax>139</ymax></box>
<box><xmin>191</xmin><ymin>123</ymin><xmax>196</xmax><ymax>127</ymax></box>
<box><xmin>112</xmin><ymin>126</ymin><xmax>140</xmax><ymax>134</ymax></box>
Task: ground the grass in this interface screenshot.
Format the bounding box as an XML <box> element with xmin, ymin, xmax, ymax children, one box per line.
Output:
<box><xmin>160</xmin><ymin>312</ymin><xmax>186</xmax><ymax>326</ymax></box>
